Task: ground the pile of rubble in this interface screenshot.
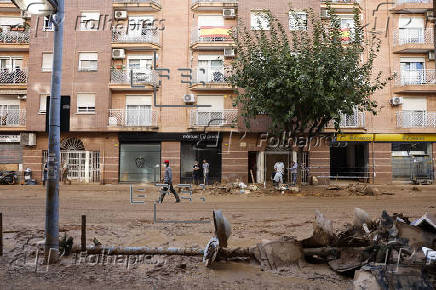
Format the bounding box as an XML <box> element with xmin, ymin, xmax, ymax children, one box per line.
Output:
<box><xmin>252</xmin><ymin>209</ymin><xmax>436</xmax><ymax>288</ymax></box>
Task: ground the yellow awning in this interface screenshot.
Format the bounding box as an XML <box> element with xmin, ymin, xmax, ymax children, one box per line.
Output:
<box><xmin>336</xmin><ymin>134</ymin><xmax>436</xmax><ymax>142</ymax></box>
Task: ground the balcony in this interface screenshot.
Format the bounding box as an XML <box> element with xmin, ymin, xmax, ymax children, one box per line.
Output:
<box><xmin>112</xmin><ymin>0</ymin><xmax>161</xmax><ymax>11</ymax></box>
<box><xmin>190</xmin><ymin>67</ymin><xmax>233</xmax><ymax>90</ymax></box>
<box><xmin>321</xmin><ymin>0</ymin><xmax>359</xmax><ymax>12</ymax></box>
<box><xmin>0</xmin><ymin>28</ymin><xmax>30</xmax><ymax>50</ymax></box>
<box><xmin>397</xmin><ymin>111</ymin><xmax>436</xmax><ymax>128</ymax></box>
<box><xmin>0</xmin><ymin>0</ymin><xmax>16</xmax><ymax>9</ymax></box>
<box><xmin>0</xmin><ymin>109</ymin><xmax>26</xmax><ymax>127</ymax></box>
<box><xmin>112</xmin><ymin>29</ymin><xmax>159</xmax><ymax>49</ymax></box>
<box><xmin>110</xmin><ymin>68</ymin><xmax>159</xmax><ymax>90</ymax></box>
<box><xmin>108</xmin><ymin>109</ymin><xmax>158</xmax><ymax>129</ymax></box>
<box><xmin>190</xmin><ymin>109</ymin><xmax>238</xmax><ymax>127</ymax></box>
<box><xmin>327</xmin><ymin>111</ymin><xmax>366</xmax><ymax>129</ymax></box>
<box><xmin>191</xmin><ymin>26</ymin><xmax>234</xmax><ymax>50</ymax></box>
<box><xmin>0</xmin><ymin>68</ymin><xmax>27</xmax><ymax>88</ymax></box>
<box><xmin>391</xmin><ymin>0</ymin><xmax>431</xmax><ymax>13</ymax></box>
<box><xmin>191</xmin><ymin>0</ymin><xmax>238</xmax><ymax>11</ymax></box>
<box><xmin>393</xmin><ymin>70</ymin><xmax>436</xmax><ymax>93</ymax></box>
<box><xmin>393</xmin><ymin>28</ymin><xmax>433</xmax><ymax>53</ymax></box>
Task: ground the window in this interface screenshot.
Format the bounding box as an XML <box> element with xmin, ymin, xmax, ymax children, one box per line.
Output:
<box><xmin>251</xmin><ymin>11</ymin><xmax>270</xmax><ymax>30</ymax></box>
<box><xmin>197</xmin><ymin>55</ymin><xmax>224</xmax><ymax>83</ymax></box>
<box><xmin>289</xmin><ymin>12</ymin><xmax>307</xmax><ymax>31</ymax></box>
<box><xmin>0</xmin><ymin>57</ymin><xmax>23</xmax><ymax>71</ymax></box>
<box><xmin>78</xmin><ymin>52</ymin><xmax>98</xmax><ymax>71</ymax></box>
<box><xmin>400</xmin><ymin>57</ymin><xmax>425</xmax><ymax>85</ymax></box>
<box><xmin>197</xmin><ymin>95</ymin><xmax>225</xmax><ymax>126</ymax></box>
<box><xmin>39</xmin><ymin>95</ymin><xmax>48</xmax><ymax>113</ymax></box>
<box><xmin>42</xmin><ymin>53</ymin><xmax>53</xmax><ymax>72</ymax></box>
<box><xmin>43</xmin><ymin>16</ymin><xmax>54</xmax><ymax>31</ymax></box>
<box><xmin>77</xmin><ymin>93</ymin><xmax>95</xmax><ymax>113</ymax></box>
<box><xmin>339</xmin><ymin>15</ymin><xmax>354</xmax><ymax>42</ymax></box>
<box><xmin>399</xmin><ymin>17</ymin><xmax>424</xmax><ymax>44</ymax></box>
<box><xmin>125</xmin><ymin>95</ymin><xmax>152</xmax><ymax>126</ymax></box>
<box><xmin>80</xmin><ymin>12</ymin><xmax>100</xmax><ymax>31</ymax></box>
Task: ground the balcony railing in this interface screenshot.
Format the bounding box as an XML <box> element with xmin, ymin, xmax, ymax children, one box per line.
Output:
<box><xmin>191</xmin><ymin>67</ymin><xmax>229</xmax><ymax>84</ymax></box>
<box><xmin>191</xmin><ymin>26</ymin><xmax>233</xmax><ymax>44</ymax></box>
<box><xmin>112</xmin><ymin>29</ymin><xmax>159</xmax><ymax>45</ymax></box>
<box><xmin>0</xmin><ymin>29</ymin><xmax>30</xmax><ymax>44</ymax></box>
<box><xmin>110</xmin><ymin>69</ymin><xmax>159</xmax><ymax>86</ymax></box>
<box><xmin>0</xmin><ymin>109</ymin><xmax>26</xmax><ymax>127</ymax></box>
<box><xmin>112</xmin><ymin>0</ymin><xmax>160</xmax><ymax>4</ymax></box>
<box><xmin>190</xmin><ymin>109</ymin><xmax>238</xmax><ymax>127</ymax></box>
<box><xmin>393</xmin><ymin>28</ymin><xmax>433</xmax><ymax>46</ymax></box>
<box><xmin>396</xmin><ymin>69</ymin><xmax>436</xmax><ymax>86</ymax></box>
<box><xmin>394</xmin><ymin>0</ymin><xmax>431</xmax><ymax>5</ymax></box>
<box><xmin>192</xmin><ymin>0</ymin><xmax>238</xmax><ymax>3</ymax></box>
<box><xmin>108</xmin><ymin>109</ymin><xmax>158</xmax><ymax>127</ymax></box>
<box><xmin>321</xmin><ymin>0</ymin><xmax>357</xmax><ymax>3</ymax></box>
<box><xmin>0</xmin><ymin>68</ymin><xmax>27</xmax><ymax>84</ymax></box>
<box><xmin>397</xmin><ymin>111</ymin><xmax>436</xmax><ymax>128</ymax></box>
<box><xmin>328</xmin><ymin>111</ymin><xmax>365</xmax><ymax>128</ymax></box>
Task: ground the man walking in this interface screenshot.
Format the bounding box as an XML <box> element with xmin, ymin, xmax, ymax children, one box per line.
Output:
<box><xmin>160</xmin><ymin>160</ymin><xmax>180</xmax><ymax>203</ymax></box>
<box><xmin>202</xmin><ymin>160</ymin><xmax>210</xmax><ymax>186</ymax></box>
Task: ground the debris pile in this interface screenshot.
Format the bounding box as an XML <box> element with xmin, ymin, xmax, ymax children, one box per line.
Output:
<box><xmin>300</xmin><ymin>209</ymin><xmax>436</xmax><ymax>288</ymax></box>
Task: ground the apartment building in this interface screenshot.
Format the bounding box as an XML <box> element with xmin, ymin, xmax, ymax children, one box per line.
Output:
<box><xmin>0</xmin><ymin>0</ymin><xmax>434</xmax><ymax>185</ymax></box>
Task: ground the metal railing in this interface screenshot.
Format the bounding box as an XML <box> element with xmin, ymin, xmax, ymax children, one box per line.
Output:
<box><xmin>395</xmin><ymin>69</ymin><xmax>436</xmax><ymax>86</ymax></box>
<box><xmin>191</xmin><ymin>67</ymin><xmax>229</xmax><ymax>84</ymax></box>
<box><xmin>328</xmin><ymin>111</ymin><xmax>365</xmax><ymax>128</ymax></box>
<box><xmin>112</xmin><ymin>0</ymin><xmax>160</xmax><ymax>4</ymax></box>
<box><xmin>110</xmin><ymin>69</ymin><xmax>159</xmax><ymax>86</ymax></box>
<box><xmin>394</xmin><ymin>0</ymin><xmax>431</xmax><ymax>5</ymax></box>
<box><xmin>397</xmin><ymin>111</ymin><xmax>436</xmax><ymax>128</ymax></box>
<box><xmin>0</xmin><ymin>68</ymin><xmax>27</xmax><ymax>84</ymax></box>
<box><xmin>112</xmin><ymin>29</ymin><xmax>159</xmax><ymax>45</ymax></box>
<box><xmin>321</xmin><ymin>0</ymin><xmax>357</xmax><ymax>3</ymax></box>
<box><xmin>192</xmin><ymin>0</ymin><xmax>238</xmax><ymax>3</ymax></box>
<box><xmin>108</xmin><ymin>109</ymin><xmax>158</xmax><ymax>127</ymax></box>
<box><xmin>190</xmin><ymin>109</ymin><xmax>238</xmax><ymax>127</ymax></box>
<box><xmin>191</xmin><ymin>26</ymin><xmax>233</xmax><ymax>44</ymax></box>
<box><xmin>0</xmin><ymin>28</ymin><xmax>30</xmax><ymax>44</ymax></box>
<box><xmin>0</xmin><ymin>109</ymin><xmax>25</xmax><ymax>127</ymax></box>
<box><xmin>393</xmin><ymin>28</ymin><xmax>433</xmax><ymax>46</ymax></box>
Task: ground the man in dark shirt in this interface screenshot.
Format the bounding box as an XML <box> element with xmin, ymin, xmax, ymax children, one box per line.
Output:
<box><xmin>160</xmin><ymin>160</ymin><xmax>180</xmax><ymax>203</ymax></box>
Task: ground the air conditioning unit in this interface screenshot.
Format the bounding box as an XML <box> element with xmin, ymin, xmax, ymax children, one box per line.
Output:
<box><xmin>114</xmin><ymin>10</ymin><xmax>127</xmax><ymax>20</ymax></box>
<box><xmin>112</xmin><ymin>49</ymin><xmax>125</xmax><ymax>59</ymax></box>
<box><xmin>224</xmin><ymin>48</ymin><xmax>235</xmax><ymax>57</ymax></box>
<box><xmin>320</xmin><ymin>9</ymin><xmax>329</xmax><ymax>19</ymax></box>
<box><xmin>21</xmin><ymin>11</ymin><xmax>31</xmax><ymax>19</ymax></box>
<box><xmin>390</xmin><ymin>96</ymin><xmax>404</xmax><ymax>106</ymax></box>
<box><xmin>426</xmin><ymin>10</ymin><xmax>435</xmax><ymax>21</ymax></box>
<box><xmin>223</xmin><ymin>9</ymin><xmax>236</xmax><ymax>18</ymax></box>
<box><xmin>183</xmin><ymin>94</ymin><xmax>195</xmax><ymax>103</ymax></box>
<box><xmin>429</xmin><ymin>51</ymin><xmax>435</xmax><ymax>60</ymax></box>
<box><xmin>20</xmin><ymin>133</ymin><xmax>36</xmax><ymax>146</ymax></box>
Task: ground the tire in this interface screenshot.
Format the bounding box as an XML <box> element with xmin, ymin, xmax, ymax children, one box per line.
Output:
<box><xmin>7</xmin><ymin>177</ymin><xmax>15</xmax><ymax>185</ymax></box>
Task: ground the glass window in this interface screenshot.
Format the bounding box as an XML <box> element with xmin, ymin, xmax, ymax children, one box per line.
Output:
<box><xmin>289</xmin><ymin>12</ymin><xmax>307</xmax><ymax>31</ymax></box>
<box><xmin>251</xmin><ymin>11</ymin><xmax>270</xmax><ymax>30</ymax></box>
<box><xmin>80</xmin><ymin>12</ymin><xmax>100</xmax><ymax>31</ymax></box>
<box><xmin>119</xmin><ymin>143</ymin><xmax>161</xmax><ymax>183</ymax></box>
<box><xmin>78</xmin><ymin>52</ymin><xmax>98</xmax><ymax>71</ymax></box>
<box><xmin>77</xmin><ymin>93</ymin><xmax>95</xmax><ymax>113</ymax></box>
<box><xmin>39</xmin><ymin>95</ymin><xmax>48</xmax><ymax>113</ymax></box>
<box><xmin>42</xmin><ymin>53</ymin><xmax>53</xmax><ymax>72</ymax></box>
<box><xmin>43</xmin><ymin>16</ymin><xmax>54</xmax><ymax>31</ymax></box>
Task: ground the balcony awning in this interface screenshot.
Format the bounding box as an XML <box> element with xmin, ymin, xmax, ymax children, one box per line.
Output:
<box><xmin>199</xmin><ymin>26</ymin><xmax>231</xmax><ymax>38</ymax></box>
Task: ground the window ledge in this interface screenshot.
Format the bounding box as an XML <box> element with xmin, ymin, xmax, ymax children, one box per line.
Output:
<box><xmin>75</xmin><ymin>112</ymin><xmax>96</xmax><ymax>115</ymax></box>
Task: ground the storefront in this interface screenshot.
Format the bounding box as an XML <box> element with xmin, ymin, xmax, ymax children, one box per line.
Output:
<box><xmin>118</xmin><ymin>132</ymin><xmax>222</xmax><ymax>184</ymax></box>
<box><xmin>0</xmin><ymin>134</ymin><xmax>22</xmax><ymax>171</ymax></box>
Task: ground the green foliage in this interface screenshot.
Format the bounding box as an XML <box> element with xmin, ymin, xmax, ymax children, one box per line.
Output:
<box><xmin>228</xmin><ymin>6</ymin><xmax>391</xmax><ymax>138</ymax></box>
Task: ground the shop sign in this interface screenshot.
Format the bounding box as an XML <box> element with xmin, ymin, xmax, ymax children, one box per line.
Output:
<box><xmin>0</xmin><ymin>134</ymin><xmax>20</xmax><ymax>143</ymax></box>
<box><xmin>336</xmin><ymin>134</ymin><xmax>374</xmax><ymax>142</ymax></box>
<box><xmin>336</xmin><ymin>134</ymin><xmax>436</xmax><ymax>142</ymax></box>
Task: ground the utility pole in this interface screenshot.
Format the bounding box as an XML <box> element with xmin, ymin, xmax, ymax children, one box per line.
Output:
<box><xmin>45</xmin><ymin>0</ymin><xmax>64</xmax><ymax>262</ymax></box>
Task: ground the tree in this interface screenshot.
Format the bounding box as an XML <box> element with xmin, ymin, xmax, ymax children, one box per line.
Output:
<box><xmin>228</xmin><ymin>7</ymin><xmax>391</xmax><ymax>184</ymax></box>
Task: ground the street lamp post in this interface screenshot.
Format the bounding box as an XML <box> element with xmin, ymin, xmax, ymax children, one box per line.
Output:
<box><xmin>11</xmin><ymin>0</ymin><xmax>63</xmax><ymax>262</ymax></box>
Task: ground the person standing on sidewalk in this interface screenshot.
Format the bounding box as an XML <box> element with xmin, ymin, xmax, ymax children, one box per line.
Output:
<box><xmin>202</xmin><ymin>160</ymin><xmax>210</xmax><ymax>186</ymax></box>
<box><xmin>160</xmin><ymin>160</ymin><xmax>180</xmax><ymax>203</ymax></box>
<box><xmin>192</xmin><ymin>160</ymin><xmax>201</xmax><ymax>185</ymax></box>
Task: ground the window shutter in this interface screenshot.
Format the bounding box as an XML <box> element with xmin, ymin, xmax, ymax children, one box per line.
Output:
<box><xmin>42</xmin><ymin>53</ymin><xmax>53</xmax><ymax>72</ymax></box>
<box><xmin>402</xmin><ymin>97</ymin><xmax>427</xmax><ymax>111</ymax></box>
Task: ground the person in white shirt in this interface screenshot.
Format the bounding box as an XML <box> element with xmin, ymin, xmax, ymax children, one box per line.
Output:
<box><xmin>290</xmin><ymin>161</ymin><xmax>298</xmax><ymax>185</ymax></box>
<box><xmin>273</xmin><ymin>161</ymin><xmax>285</xmax><ymax>185</ymax></box>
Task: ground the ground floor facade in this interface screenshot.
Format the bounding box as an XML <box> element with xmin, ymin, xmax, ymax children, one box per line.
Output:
<box><xmin>0</xmin><ymin>132</ymin><xmax>435</xmax><ymax>185</ymax></box>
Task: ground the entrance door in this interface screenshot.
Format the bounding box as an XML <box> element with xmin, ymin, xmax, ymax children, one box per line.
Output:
<box><xmin>119</xmin><ymin>143</ymin><xmax>161</xmax><ymax>183</ymax></box>
<box><xmin>330</xmin><ymin>143</ymin><xmax>369</xmax><ymax>180</ymax></box>
<box><xmin>45</xmin><ymin>96</ymin><xmax>70</xmax><ymax>132</ymax></box>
